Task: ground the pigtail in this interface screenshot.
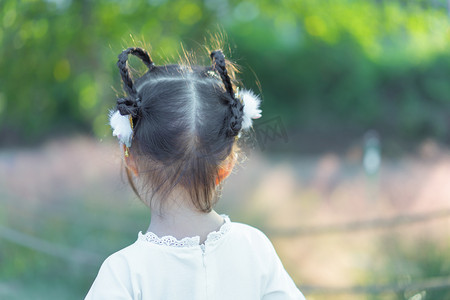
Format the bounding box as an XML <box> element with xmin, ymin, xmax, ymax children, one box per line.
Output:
<box><xmin>116</xmin><ymin>47</ymin><xmax>154</xmax><ymax>117</ymax></box>
<box><xmin>210</xmin><ymin>50</ymin><xmax>244</xmax><ymax>137</ymax></box>
<box><xmin>210</xmin><ymin>50</ymin><xmax>234</xmax><ymax>97</ymax></box>
<box><xmin>109</xmin><ymin>44</ymin><xmax>262</xmax><ymax>213</ymax></box>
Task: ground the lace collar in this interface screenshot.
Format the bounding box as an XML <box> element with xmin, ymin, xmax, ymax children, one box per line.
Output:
<box><xmin>137</xmin><ymin>215</ymin><xmax>231</xmax><ymax>248</ymax></box>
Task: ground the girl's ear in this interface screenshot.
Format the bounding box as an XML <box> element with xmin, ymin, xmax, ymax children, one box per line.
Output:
<box><xmin>124</xmin><ymin>145</ymin><xmax>139</xmax><ymax>177</ymax></box>
<box><xmin>215</xmin><ymin>154</ymin><xmax>236</xmax><ymax>185</ymax></box>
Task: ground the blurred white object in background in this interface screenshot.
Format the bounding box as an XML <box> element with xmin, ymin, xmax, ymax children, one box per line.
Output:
<box><xmin>363</xmin><ymin>130</ymin><xmax>381</xmax><ymax>176</ymax></box>
<box><xmin>363</xmin><ymin>130</ymin><xmax>381</xmax><ymax>203</ymax></box>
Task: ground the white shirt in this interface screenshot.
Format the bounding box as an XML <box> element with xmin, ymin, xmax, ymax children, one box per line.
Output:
<box><xmin>86</xmin><ymin>216</ymin><xmax>305</xmax><ymax>299</ymax></box>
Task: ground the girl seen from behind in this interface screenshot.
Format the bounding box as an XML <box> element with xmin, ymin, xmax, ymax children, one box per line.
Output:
<box><xmin>85</xmin><ymin>41</ymin><xmax>305</xmax><ymax>299</ymax></box>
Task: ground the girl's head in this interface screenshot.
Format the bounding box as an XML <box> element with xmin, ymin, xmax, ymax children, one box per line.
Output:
<box><xmin>109</xmin><ymin>46</ymin><xmax>261</xmax><ymax>213</ymax></box>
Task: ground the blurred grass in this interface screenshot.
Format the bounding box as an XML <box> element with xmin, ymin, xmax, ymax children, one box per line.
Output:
<box><xmin>1</xmin><ymin>1</ymin><xmax>450</xmax><ymax>298</ymax></box>
<box><xmin>1</xmin><ymin>137</ymin><xmax>449</xmax><ymax>299</ymax></box>
<box><xmin>0</xmin><ymin>138</ymin><xmax>148</xmax><ymax>298</ymax></box>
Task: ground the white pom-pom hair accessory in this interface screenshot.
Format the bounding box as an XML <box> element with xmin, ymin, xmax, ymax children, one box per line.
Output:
<box><xmin>109</xmin><ymin>110</ymin><xmax>133</xmax><ymax>148</ymax></box>
<box><xmin>236</xmin><ymin>89</ymin><xmax>262</xmax><ymax>130</ymax></box>
<box><xmin>108</xmin><ymin>89</ymin><xmax>260</xmax><ymax>148</ymax></box>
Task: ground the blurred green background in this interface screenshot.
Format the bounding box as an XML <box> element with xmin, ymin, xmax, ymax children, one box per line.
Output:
<box><xmin>2</xmin><ymin>0</ymin><xmax>450</xmax><ymax>148</ymax></box>
<box><xmin>1</xmin><ymin>0</ymin><xmax>450</xmax><ymax>299</ymax></box>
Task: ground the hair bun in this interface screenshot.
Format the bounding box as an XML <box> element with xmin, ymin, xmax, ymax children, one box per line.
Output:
<box><xmin>117</xmin><ymin>96</ymin><xmax>141</xmax><ymax>117</ymax></box>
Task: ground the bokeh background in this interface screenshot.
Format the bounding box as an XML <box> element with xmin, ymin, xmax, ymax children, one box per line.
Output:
<box><xmin>1</xmin><ymin>0</ymin><xmax>450</xmax><ymax>299</ymax></box>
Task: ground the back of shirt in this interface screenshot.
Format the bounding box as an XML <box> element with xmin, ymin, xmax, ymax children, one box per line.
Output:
<box><xmin>85</xmin><ymin>221</ymin><xmax>305</xmax><ymax>300</ymax></box>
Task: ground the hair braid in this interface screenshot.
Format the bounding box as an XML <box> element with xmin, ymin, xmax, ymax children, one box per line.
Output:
<box><xmin>210</xmin><ymin>50</ymin><xmax>234</xmax><ymax>98</ymax></box>
<box><xmin>116</xmin><ymin>47</ymin><xmax>154</xmax><ymax>117</ymax></box>
<box><xmin>210</xmin><ymin>50</ymin><xmax>243</xmax><ymax>137</ymax></box>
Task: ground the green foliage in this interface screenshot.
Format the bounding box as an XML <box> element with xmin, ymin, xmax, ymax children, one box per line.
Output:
<box><xmin>1</xmin><ymin>0</ymin><xmax>450</xmax><ymax>146</ymax></box>
<box><xmin>368</xmin><ymin>235</ymin><xmax>450</xmax><ymax>300</ymax></box>
<box><xmin>0</xmin><ymin>185</ymin><xmax>149</xmax><ymax>298</ymax></box>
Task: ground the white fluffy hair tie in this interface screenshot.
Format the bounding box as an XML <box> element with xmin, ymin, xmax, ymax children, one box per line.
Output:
<box><xmin>237</xmin><ymin>89</ymin><xmax>262</xmax><ymax>130</ymax></box>
<box><xmin>109</xmin><ymin>110</ymin><xmax>133</xmax><ymax>148</ymax></box>
<box><xmin>109</xmin><ymin>89</ymin><xmax>261</xmax><ymax>147</ymax></box>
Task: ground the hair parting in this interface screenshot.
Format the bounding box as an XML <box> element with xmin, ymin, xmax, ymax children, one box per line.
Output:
<box><xmin>110</xmin><ymin>43</ymin><xmax>259</xmax><ymax>213</ymax></box>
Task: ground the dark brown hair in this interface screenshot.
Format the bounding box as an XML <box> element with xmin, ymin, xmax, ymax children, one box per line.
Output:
<box><xmin>114</xmin><ymin>46</ymin><xmax>244</xmax><ymax>213</ymax></box>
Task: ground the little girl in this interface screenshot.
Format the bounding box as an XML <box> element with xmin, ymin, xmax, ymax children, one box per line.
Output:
<box><xmin>86</xmin><ymin>45</ymin><xmax>305</xmax><ymax>299</ymax></box>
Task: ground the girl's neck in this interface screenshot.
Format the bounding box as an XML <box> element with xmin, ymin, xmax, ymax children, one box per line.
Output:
<box><xmin>147</xmin><ymin>196</ymin><xmax>225</xmax><ymax>244</ymax></box>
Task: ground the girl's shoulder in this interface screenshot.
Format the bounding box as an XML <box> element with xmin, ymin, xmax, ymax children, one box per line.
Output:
<box><xmin>227</xmin><ymin>221</ymin><xmax>277</xmax><ymax>252</ymax></box>
<box><xmin>98</xmin><ymin>241</ymin><xmax>143</xmax><ymax>271</ymax></box>
<box><xmin>99</xmin><ymin>218</ymin><xmax>276</xmax><ymax>265</ymax></box>
<box><xmin>229</xmin><ymin>221</ymin><xmax>269</xmax><ymax>239</ymax></box>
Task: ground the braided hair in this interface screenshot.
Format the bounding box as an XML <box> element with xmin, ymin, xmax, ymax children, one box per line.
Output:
<box><xmin>210</xmin><ymin>50</ymin><xmax>244</xmax><ymax>137</ymax></box>
<box><xmin>116</xmin><ymin>47</ymin><xmax>154</xmax><ymax>118</ymax></box>
<box><xmin>113</xmin><ymin>46</ymin><xmax>252</xmax><ymax>213</ymax></box>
